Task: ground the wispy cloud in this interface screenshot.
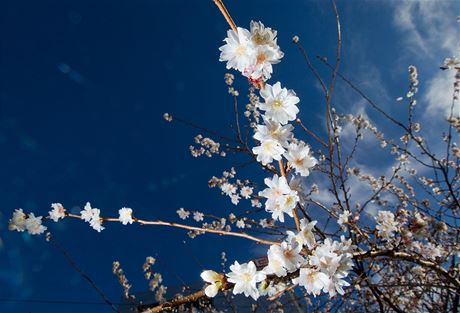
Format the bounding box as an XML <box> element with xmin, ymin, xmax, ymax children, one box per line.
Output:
<box><xmin>392</xmin><ymin>1</ymin><xmax>458</xmax><ymax>59</ymax></box>
<box><xmin>392</xmin><ymin>1</ymin><xmax>459</xmax><ymax>118</ymax></box>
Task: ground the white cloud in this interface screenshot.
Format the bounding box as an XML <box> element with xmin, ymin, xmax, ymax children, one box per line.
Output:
<box><xmin>392</xmin><ymin>1</ymin><xmax>458</xmax><ymax>59</ymax></box>
<box><xmin>423</xmin><ymin>71</ymin><xmax>458</xmax><ymax>119</ymax></box>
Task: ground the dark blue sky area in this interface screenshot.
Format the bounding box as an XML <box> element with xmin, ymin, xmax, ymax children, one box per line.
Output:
<box><xmin>1</xmin><ymin>0</ymin><xmax>455</xmax><ymax>312</ymax></box>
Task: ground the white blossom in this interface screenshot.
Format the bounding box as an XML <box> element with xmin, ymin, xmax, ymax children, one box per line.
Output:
<box><xmin>250</xmin><ymin>21</ymin><xmax>279</xmax><ymax>48</ymax></box>
<box><xmin>443</xmin><ymin>56</ymin><xmax>459</xmax><ymax>69</ymax></box>
<box><xmin>283</xmin><ymin>142</ymin><xmax>317</xmax><ymax>176</ymax></box>
<box><xmin>193</xmin><ymin>212</ymin><xmax>204</xmax><ymax>222</ymax></box>
<box><xmin>253</xmin><ymin>117</ymin><xmax>293</xmax><ymax>147</ymax></box>
<box><xmin>338</xmin><ymin>210</ymin><xmax>351</xmax><ymax>227</ymax></box>
<box><xmin>310</xmin><ymin>239</ymin><xmax>341</xmax><ymax>273</ymax></box>
<box><xmin>80</xmin><ymin>203</ymin><xmax>104</xmax><ymax>232</ymax></box>
<box><xmin>25</xmin><ymin>213</ymin><xmax>47</xmax><ymax>235</ymax></box>
<box><xmin>230</xmin><ymin>194</ymin><xmax>241</xmax><ymax>205</ymax></box>
<box><xmin>293</xmin><ymin>267</ymin><xmax>330</xmax><ymax>297</ymax></box>
<box><xmin>269</xmin><ymin>237</ymin><xmax>304</xmax><ymax>273</ymax></box>
<box><xmin>252</xmin><ymin>139</ymin><xmax>285</xmax><ymax>165</ymax></box>
<box><xmin>219</xmin><ymin>27</ymin><xmax>255</xmax><ymax>73</ymax></box>
<box><xmin>221</xmin><ymin>182</ymin><xmax>237</xmax><ymax>195</ymax></box>
<box><xmin>259</xmin><ymin>174</ymin><xmax>299</xmax><ymax>222</ymax></box>
<box><xmin>89</xmin><ymin>208</ymin><xmax>104</xmax><ymax>232</ymax></box>
<box><xmin>8</xmin><ymin>208</ymin><xmax>27</xmax><ymax>232</ymax></box>
<box><xmin>176</xmin><ymin>208</ymin><xmax>190</xmax><ymax>220</ymax></box>
<box><xmin>259</xmin><ymin>82</ymin><xmax>299</xmax><ymax>124</ymax></box>
<box><xmin>49</xmin><ymin>203</ymin><xmax>66</xmax><ymax>222</ymax></box>
<box><xmin>118</xmin><ymin>207</ymin><xmax>134</xmax><ymax>225</ymax></box>
<box><xmin>263</xmin><ymin>245</ymin><xmax>287</xmax><ymax>277</ymax></box>
<box><xmin>375</xmin><ymin>210</ymin><xmax>399</xmax><ymax>239</ymax></box>
<box><xmin>201</xmin><ymin>270</ymin><xmax>223</xmax><ymax>298</ymax></box>
<box><xmin>240</xmin><ymin>186</ymin><xmax>253</xmax><ymax>199</ymax></box>
<box><xmin>294</xmin><ymin>219</ymin><xmax>317</xmax><ymax>249</ymax></box>
<box><xmin>226</xmin><ymin>261</ymin><xmax>266</xmax><ymax>300</ymax></box>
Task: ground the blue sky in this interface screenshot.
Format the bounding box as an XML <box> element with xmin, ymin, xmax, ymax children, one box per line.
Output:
<box><xmin>0</xmin><ymin>0</ymin><xmax>458</xmax><ymax>312</ymax></box>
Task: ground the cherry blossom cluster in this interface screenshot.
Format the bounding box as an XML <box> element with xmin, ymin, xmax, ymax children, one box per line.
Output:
<box><xmin>208</xmin><ymin>167</ymin><xmax>256</xmax><ymax>206</ymax></box>
<box><xmin>201</xmin><ymin>224</ymin><xmax>354</xmax><ymax>300</ymax></box>
<box><xmin>219</xmin><ymin>21</ymin><xmax>284</xmax><ymax>85</ymax></box>
<box><xmin>9</xmin><ymin>202</ymin><xmax>135</xmax><ymax>235</ymax></box>
<box><xmin>200</xmin><ymin>21</ymin><xmax>354</xmax><ymax>302</ymax></box>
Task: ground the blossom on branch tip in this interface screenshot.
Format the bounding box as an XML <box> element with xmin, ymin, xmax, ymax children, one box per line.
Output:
<box><xmin>226</xmin><ymin>261</ymin><xmax>266</xmax><ymax>300</ymax></box>
<box><xmin>219</xmin><ymin>27</ymin><xmax>255</xmax><ymax>73</ymax></box>
<box><xmin>8</xmin><ymin>209</ymin><xmax>27</xmax><ymax>232</ymax></box>
<box><xmin>9</xmin><ymin>209</ymin><xmax>47</xmax><ymax>235</ymax></box>
<box><xmin>201</xmin><ymin>270</ymin><xmax>224</xmax><ymax>298</ymax></box>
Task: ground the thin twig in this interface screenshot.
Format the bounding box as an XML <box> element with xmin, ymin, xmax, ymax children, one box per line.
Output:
<box><xmin>212</xmin><ymin>0</ymin><xmax>237</xmax><ymax>32</ymax></box>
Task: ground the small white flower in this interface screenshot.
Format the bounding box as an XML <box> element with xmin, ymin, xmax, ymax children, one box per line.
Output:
<box><xmin>8</xmin><ymin>209</ymin><xmax>27</xmax><ymax>232</ymax></box>
<box><xmin>89</xmin><ymin>208</ymin><xmax>104</xmax><ymax>232</ymax></box>
<box><xmin>25</xmin><ymin>213</ymin><xmax>47</xmax><ymax>235</ymax></box>
<box><xmin>259</xmin><ymin>82</ymin><xmax>300</xmax><ymax>125</ymax></box>
<box><xmin>245</xmin><ymin>45</ymin><xmax>282</xmax><ymax>80</ymax></box>
<box><xmin>263</xmin><ymin>245</ymin><xmax>287</xmax><ymax>277</ymax></box>
<box><xmin>201</xmin><ymin>270</ymin><xmax>224</xmax><ymax>298</ymax></box>
<box><xmin>251</xmin><ymin>198</ymin><xmax>262</xmax><ymax>208</ymax></box>
<box><xmin>80</xmin><ymin>202</ymin><xmax>94</xmax><ymax>222</ymax></box>
<box><xmin>253</xmin><ymin>117</ymin><xmax>293</xmax><ymax>147</ymax></box>
<box><xmin>49</xmin><ymin>203</ymin><xmax>66</xmax><ymax>222</ymax></box>
<box><xmin>338</xmin><ymin>210</ymin><xmax>351</xmax><ymax>227</ymax></box>
<box><xmin>284</xmin><ymin>142</ymin><xmax>317</xmax><ymax>177</ymax></box>
<box><xmin>443</xmin><ymin>56</ymin><xmax>460</xmax><ymax>69</ymax></box>
<box><xmin>240</xmin><ymin>186</ymin><xmax>253</xmax><ymax>199</ymax></box>
<box><xmin>293</xmin><ymin>267</ymin><xmax>330</xmax><ymax>297</ymax></box>
<box><xmin>375</xmin><ymin>210</ymin><xmax>399</xmax><ymax>239</ymax></box>
<box><xmin>230</xmin><ymin>194</ymin><xmax>241</xmax><ymax>205</ymax></box>
<box><xmin>226</xmin><ymin>261</ymin><xmax>266</xmax><ymax>300</ymax></box>
<box><xmin>295</xmin><ymin>219</ymin><xmax>317</xmax><ymax>249</ymax></box>
<box><xmin>118</xmin><ymin>207</ymin><xmax>134</xmax><ymax>225</ymax></box>
<box><xmin>80</xmin><ymin>203</ymin><xmax>104</xmax><ymax>232</ymax></box>
<box><xmin>176</xmin><ymin>208</ymin><xmax>190</xmax><ymax>220</ymax></box>
<box><xmin>250</xmin><ymin>21</ymin><xmax>279</xmax><ymax>48</ymax></box>
<box><xmin>259</xmin><ymin>175</ymin><xmax>299</xmax><ymax>222</ymax></box>
<box><xmin>193</xmin><ymin>212</ymin><xmax>204</xmax><ymax>222</ymax></box>
<box><xmin>236</xmin><ymin>219</ymin><xmax>245</xmax><ymax>228</ymax></box>
<box><xmin>219</xmin><ymin>27</ymin><xmax>256</xmax><ymax>73</ymax></box>
<box><xmin>269</xmin><ymin>238</ymin><xmax>304</xmax><ymax>273</ymax></box>
<box><xmin>259</xmin><ymin>218</ymin><xmax>271</xmax><ymax>228</ymax></box>
<box><xmin>252</xmin><ymin>139</ymin><xmax>285</xmax><ymax>165</ymax></box>
<box><xmin>221</xmin><ymin>182</ymin><xmax>237</xmax><ymax>195</ymax></box>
